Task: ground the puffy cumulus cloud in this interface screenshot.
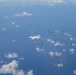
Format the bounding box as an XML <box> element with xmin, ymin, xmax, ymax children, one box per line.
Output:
<box><xmin>27</xmin><ymin>70</ymin><xmax>34</xmax><ymax>75</ymax></box>
<box><xmin>49</xmin><ymin>51</ymin><xmax>62</xmax><ymax>57</ymax></box>
<box><xmin>36</xmin><ymin>47</ymin><xmax>44</xmax><ymax>52</ymax></box>
<box><xmin>15</xmin><ymin>11</ymin><xmax>32</xmax><ymax>17</ymax></box>
<box><xmin>0</xmin><ymin>60</ymin><xmax>34</xmax><ymax>75</ymax></box>
<box><xmin>29</xmin><ymin>35</ymin><xmax>41</xmax><ymax>40</ymax></box>
<box><xmin>49</xmin><ymin>52</ymin><xmax>55</xmax><ymax>57</ymax></box>
<box><xmin>69</xmin><ymin>48</ymin><xmax>75</xmax><ymax>54</ymax></box>
<box><xmin>0</xmin><ymin>60</ymin><xmax>25</xmax><ymax>75</ymax></box>
<box><xmin>55</xmin><ymin>63</ymin><xmax>63</xmax><ymax>68</ymax></box>
<box><xmin>4</xmin><ymin>53</ymin><xmax>19</xmax><ymax>58</ymax></box>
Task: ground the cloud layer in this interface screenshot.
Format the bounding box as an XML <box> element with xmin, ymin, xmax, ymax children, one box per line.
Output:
<box><xmin>0</xmin><ymin>0</ymin><xmax>76</xmax><ymax>5</ymax></box>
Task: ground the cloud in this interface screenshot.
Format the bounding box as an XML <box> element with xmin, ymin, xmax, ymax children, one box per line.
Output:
<box><xmin>36</xmin><ymin>47</ymin><xmax>44</xmax><ymax>52</ymax></box>
<box><xmin>0</xmin><ymin>60</ymin><xmax>25</xmax><ymax>75</ymax></box>
<box><xmin>64</xmin><ymin>33</ymin><xmax>72</xmax><ymax>37</ymax></box>
<box><xmin>0</xmin><ymin>0</ymin><xmax>66</xmax><ymax>6</ymax></box>
<box><xmin>15</xmin><ymin>12</ymin><xmax>32</xmax><ymax>17</ymax></box>
<box><xmin>0</xmin><ymin>60</ymin><xmax>34</xmax><ymax>75</ymax></box>
<box><xmin>1</xmin><ymin>0</ymin><xmax>76</xmax><ymax>5</ymax></box>
<box><xmin>55</xmin><ymin>63</ymin><xmax>63</xmax><ymax>68</ymax></box>
<box><xmin>47</xmin><ymin>39</ymin><xmax>64</xmax><ymax>46</ymax></box>
<box><xmin>49</xmin><ymin>51</ymin><xmax>62</xmax><ymax>57</ymax></box>
<box><xmin>27</xmin><ymin>70</ymin><xmax>34</xmax><ymax>75</ymax></box>
<box><xmin>47</xmin><ymin>39</ymin><xmax>55</xmax><ymax>44</ymax></box>
<box><xmin>4</xmin><ymin>53</ymin><xmax>19</xmax><ymax>58</ymax></box>
<box><xmin>29</xmin><ymin>35</ymin><xmax>41</xmax><ymax>40</ymax></box>
<box><xmin>73</xmin><ymin>70</ymin><xmax>76</xmax><ymax>74</ymax></box>
<box><xmin>69</xmin><ymin>48</ymin><xmax>75</xmax><ymax>54</ymax></box>
<box><xmin>54</xmin><ymin>42</ymin><xmax>65</xmax><ymax>46</ymax></box>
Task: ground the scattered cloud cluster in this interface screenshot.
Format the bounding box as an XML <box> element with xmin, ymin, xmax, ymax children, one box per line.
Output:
<box><xmin>0</xmin><ymin>60</ymin><xmax>25</xmax><ymax>75</ymax></box>
<box><xmin>49</xmin><ymin>51</ymin><xmax>62</xmax><ymax>57</ymax></box>
<box><xmin>47</xmin><ymin>39</ymin><xmax>64</xmax><ymax>46</ymax></box>
<box><xmin>4</xmin><ymin>53</ymin><xmax>19</xmax><ymax>58</ymax></box>
<box><xmin>0</xmin><ymin>52</ymin><xmax>34</xmax><ymax>75</ymax></box>
<box><xmin>29</xmin><ymin>29</ymin><xmax>76</xmax><ymax>74</ymax></box>
<box><xmin>0</xmin><ymin>60</ymin><xmax>34</xmax><ymax>75</ymax></box>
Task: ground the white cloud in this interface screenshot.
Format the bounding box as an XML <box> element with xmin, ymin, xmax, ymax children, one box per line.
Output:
<box><xmin>72</xmin><ymin>43</ymin><xmax>76</xmax><ymax>46</ymax></box>
<box><xmin>55</xmin><ymin>63</ymin><xmax>63</xmax><ymax>68</ymax></box>
<box><xmin>1</xmin><ymin>0</ymin><xmax>76</xmax><ymax>5</ymax></box>
<box><xmin>12</xmin><ymin>39</ymin><xmax>16</xmax><ymax>42</ymax></box>
<box><xmin>47</xmin><ymin>39</ymin><xmax>64</xmax><ymax>46</ymax></box>
<box><xmin>47</xmin><ymin>39</ymin><xmax>55</xmax><ymax>44</ymax></box>
<box><xmin>15</xmin><ymin>12</ymin><xmax>32</xmax><ymax>17</ymax></box>
<box><xmin>73</xmin><ymin>70</ymin><xmax>76</xmax><ymax>74</ymax></box>
<box><xmin>19</xmin><ymin>57</ymin><xmax>25</xmax><ymax>60</ymax></box>
<box><xmin>64</xmin><ymin>33</ymin><xmax>72</xmax><ymax>37</ymax></box>
<box><xmin>55</xmin><ymin>52</ymin><xmax>62</xmax><ymax>56</ymax></box>
<box><xmin>49</xmin><ymin>52</ymin><xmax>55</xmax><ymax>57</ymax></box>
<box><xmin>54</xmin><ymin>42</ymin><xmax>65</xmax><ymax>46</ymax></box>
<box><xmin>69</xmin><ymin>48</ymin><xmax>75</xmax><ymax>54</ymax></box>
<box><xmin>12</xmin><ymin>22</ymin><xmax>15</xmax><ymax>25</ymax></box>
<box><xmin>29</xmin><ymin>35</ymin><xmax>41</xmax><ymax>40</ymax></box>
<box><xmin>27</xmin><ymin>70</ymin><xmax>34</xmax><ymax>75</ymax></box>
<box><xmin>4</xmin><ymin>53</ymin><xmax>19</xmax><ymax>58</ymax></box>
<box><xmin>36</xmin><ymin>47</ymin><xmax>44</xmax><ymax>52</ymax></box>
<box><xmin>49</xmin><ymin>51</ymin><xmax>62</xmax><ymax>57</ymax></box>
<box><xmin>0</xmin><ymin>60</ymin><xmax>25</xmax><ymax>75</ymax></box>
<box><xmin>0</xmin><ymin>60</ymin><xmax>34</xmax><ymax>75</ymax></box>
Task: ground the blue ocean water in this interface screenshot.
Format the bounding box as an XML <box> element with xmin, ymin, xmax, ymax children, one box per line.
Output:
<box><xmin>0</xmin><ymin>3</ymin><xmax>76</xmax><ymax>75</ymax></box>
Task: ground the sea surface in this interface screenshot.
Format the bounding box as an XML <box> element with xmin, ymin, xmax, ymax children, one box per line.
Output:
<box><xmin>0</xmin><ymin>3</ymin><xmax>76</xmax><ymax>75</ymax></box>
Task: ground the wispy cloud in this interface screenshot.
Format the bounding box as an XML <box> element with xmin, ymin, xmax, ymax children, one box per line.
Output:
<box><xmin>29</xmin><ymin>35</ymin><xmax>41</xmax><ymax>40</ymax></box>
<box><xmin>0</xmin><ymin>0</ymin><xmax>76</xmax><ymax>6</ymax></box>
<box><xmin>15</xmin><ymin>12</ymin><xmax>32</xmax><ymax>17</ymax></box>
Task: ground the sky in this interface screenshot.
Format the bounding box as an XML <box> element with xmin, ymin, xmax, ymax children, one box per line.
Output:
<box><xmin>0</xmin><ymin>0</ymin><xmax>76</xmax><ymax>5</ymax></box>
